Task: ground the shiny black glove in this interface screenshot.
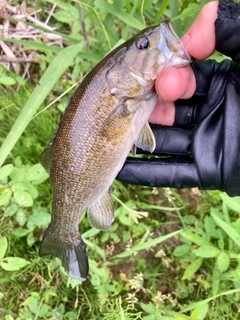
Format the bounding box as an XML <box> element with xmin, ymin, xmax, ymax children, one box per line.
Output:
<box><xmin>117</xmin><ymin>59</ymin><xmax>240</xmax><ymax>196</ymax></box>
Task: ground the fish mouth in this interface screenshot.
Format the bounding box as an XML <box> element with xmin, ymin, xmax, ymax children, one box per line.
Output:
<box><xmin>158</xmin><ymin>21</ymin><xmax>192</xmax><ymax>67</ymax></box>
<box><xmin>139</xmin><ymin>22</ymin><xmax>192</xmax><ymax>81</ymax></box>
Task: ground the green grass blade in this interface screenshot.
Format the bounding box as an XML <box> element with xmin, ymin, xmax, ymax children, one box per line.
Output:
<box><xmin>182</xmin><ymin>288</ymin><xmax>240</xmax><ymax>312</ymax></box>
<box><xmin>111</xmin><ymin>229</ymin><xmax>182</xmax><ymax>259</ymax></box>
<box><xmin>211</xmin><ymin>212</ymin><xmax>240</xmax><ymax>247</ymax></box>
<box><xmin>0</xmin><ymin>43</ymin><xmax>83</xmax><ymax>167</ymax></box>
<box><xmin>95</xmin><ymin>0</ymin><xmax>146</xmax><ymax>30</ymax></box>
<box><xmin>0</xmin><ymin>37</ymin><xmax>61</xmax><ymax>53</ymax></box>
<box><xmin>0</xmin><ymin>37</ymin><xmax>101</xmax><ymax>63</ymax></box>
<box><xmin>156</xmin><ymin>0</ymin><xmax>169</xmax><ymax>21</ymax></box>
<box><xmin>170</xmin><ymin>0</ymin><xmax>182</xmax><ymax>36</ymax></box>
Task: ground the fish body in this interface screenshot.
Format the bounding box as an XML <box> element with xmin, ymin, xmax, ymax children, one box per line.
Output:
<box><xmin>39</xmin><ymin>22</ymin><xmax>191</xmax><ymax>281</ymax></box>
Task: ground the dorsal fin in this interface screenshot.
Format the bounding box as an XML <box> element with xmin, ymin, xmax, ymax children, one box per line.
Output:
<box><xmin>39</xmin><ymin>146</ymin><xmax>51</xmax><ymax>173</ymax></box>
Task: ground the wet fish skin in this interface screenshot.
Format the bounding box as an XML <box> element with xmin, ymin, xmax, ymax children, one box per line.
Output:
<box><xmin>39</xmin><ymin>22</ymin><xmax>191</xmax><ymax>281</ymax></box>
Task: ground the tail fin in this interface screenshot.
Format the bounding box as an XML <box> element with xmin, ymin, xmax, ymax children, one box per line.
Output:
<box><xmin>39</xmin><ymin>227</ymin><xmax>89</xmax><ymax>281</ymax></box>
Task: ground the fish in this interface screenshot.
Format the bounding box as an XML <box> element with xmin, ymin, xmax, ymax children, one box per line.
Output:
<box><xmin>38</xmin><ymin>22</ymin><xmax>191</xmax><ymax>281</ymax></box>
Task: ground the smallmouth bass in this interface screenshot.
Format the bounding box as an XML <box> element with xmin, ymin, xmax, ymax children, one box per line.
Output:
<box><xmin>39</xmin><ymin>22</ymin><xmax>191</xmax><ymax>281</ymax></box>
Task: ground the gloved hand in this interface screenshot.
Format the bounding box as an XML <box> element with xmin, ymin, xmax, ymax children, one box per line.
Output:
<box><xmin>117</xmin><ymin>59</ymin><xmax>240</xmax><ymax>196</ymax></box>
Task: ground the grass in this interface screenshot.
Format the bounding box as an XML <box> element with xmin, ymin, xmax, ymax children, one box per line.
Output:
<box><xmin>0</xmin><ymin>0</ymin><xmax>240</xmax><ymax>319</ymax></box>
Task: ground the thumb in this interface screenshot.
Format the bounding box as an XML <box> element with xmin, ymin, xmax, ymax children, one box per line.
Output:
<box><xmin>182</xmin><ymin>1</ymin><xmax>218</xmax><ymax>59</ymax></box>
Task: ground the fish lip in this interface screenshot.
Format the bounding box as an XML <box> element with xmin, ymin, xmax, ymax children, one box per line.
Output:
<box><xmin>159</xmin><ymin>21</ymin><xmax>192</xmax><ymax>65</ymax></box>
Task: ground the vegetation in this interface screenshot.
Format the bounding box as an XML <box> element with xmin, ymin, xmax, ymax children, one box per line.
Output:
<box><xmin>0</xmin><ymin>0</ymin><xmax>240</xmax><ymax>319</ymax></box>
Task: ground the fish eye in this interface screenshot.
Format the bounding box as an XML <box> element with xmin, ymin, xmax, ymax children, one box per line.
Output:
<box><xmin>135</xmin><ymin>36</ymin><xmax>149</xmax><ymax>50</ymax></box>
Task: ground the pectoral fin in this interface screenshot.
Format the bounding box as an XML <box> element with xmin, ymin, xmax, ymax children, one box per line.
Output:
<box><xmin>135</xmin><ymin>122</ymin><xmax>156</xmax><ymax>153</ymax></box>
<box><xmin>87</xmin><ymin>188</ymin><xmax>114</xmax><ymax>230</ymax></box>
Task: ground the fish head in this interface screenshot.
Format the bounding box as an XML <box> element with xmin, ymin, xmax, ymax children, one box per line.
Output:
<box><xmin>124</xmin><ymin>21</ymin><xmax>192</xmax><ymax>81</ymax></box>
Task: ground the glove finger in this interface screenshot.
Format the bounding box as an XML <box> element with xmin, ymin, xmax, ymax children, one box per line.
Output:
<box><xmin>174</xmin><ymin>60</ymin><xmax>233</xmax><ymax>126</ymax></box>
<box><xmin>117</xmin><ymin>157</ymin><xmax>201</xmax><ymax>189</ymax></box>
<box><xmin>174</xmin><ymin>98</ymin><xmax>198</xmax><ymax>126</ymax></box>
<box><xmin>142</xmin><ymin>125</ymin><xmax>192</xmax><ymax>155</ymax></box>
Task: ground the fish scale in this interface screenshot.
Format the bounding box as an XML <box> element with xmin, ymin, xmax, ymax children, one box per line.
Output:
<box><xmin>39</xmin><ymin>22</ymin><xmax>191</xmax><ymax>281</ymax></box>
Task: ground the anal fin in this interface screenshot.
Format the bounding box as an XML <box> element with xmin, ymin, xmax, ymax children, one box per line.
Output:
<box><xmin>87</xmin><ymin>187</ymin><xmax>114</xmax><ymax>230</ymax></box>
<box><xmin>131</xmin><ymin>144</ymin><xmax>137</xmax><ymax>156</ymax></box>
<box><xmin>135</xmin><ymin>122</ymin><xmax>156</xmax><ymax>153</ymax></box>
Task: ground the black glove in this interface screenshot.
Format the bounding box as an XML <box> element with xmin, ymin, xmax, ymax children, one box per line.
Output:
<box><xmin>117</xmin><ymin>59</ymin><xmax>240</xmax><ymax>196</ymax></box>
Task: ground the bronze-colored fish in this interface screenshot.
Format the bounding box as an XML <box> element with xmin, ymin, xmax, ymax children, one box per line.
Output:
<box><xmin>39</xmin><ymin>22</ymin><xmax>191</xmax><ymax>281</ymax></box>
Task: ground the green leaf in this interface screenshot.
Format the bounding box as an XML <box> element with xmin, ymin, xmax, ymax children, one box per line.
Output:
<box><xmin>27</xmin><ymin>232</ymin><xmax>35</xmax><ymax>247</ymax></box>
<box><xmin>38</xmin><ymin>304</ymin><xmax>50</xmax><ymax>317</ymax></box>
<box><xmin>190</xmin><ymin>306</ymin><xmax>200</xmax><ymax>320</ymax></box>
<box><xmin>140</xmin><ymin>302</ymin><xmax>155</xmax><ymax>315</ymax></box>
<box><xmin>54</xmin><ymin>11</ymin><xmax>74</xmax><ymax>23</ymax></box>
<box><xmin>204</xmin><ymin>215</ymin><xmax>221</xmax><ymax>239</ymax></box>
<box><xmin>5</xmin><ymin>315</ymin><xmax>14</xmax><ymax>320</ymax></box>
<box><xmin>173</xmin><ymin>244</ymin><xmax>190</xmax><ymax>257</ymax></box>
<box><xmin>212</xmin><ymin>265</ymin><xmax>221</xmax><ymax>296</ymax></box>
<box><xmin>21</xmin><ymin>293</ymin><xmax>40</xmax><ymax>314</ymax></box>
<box><xmin>216</xmin><ymin>251</ymin><xmax>230</xmax><ymax>273</ymax></box>
<box><xmin>0</xmin><ymin>236</ymin><xmax>8</xmax><ymax>261</ymax></box>
<box><xmin>48</xmin><ymin>0</ymin><xmax>79</xmax><ymax>20</ymax></box>
<box><xmin>0</xmin><ymin>76</ymin><xmax>16</xmax><ymax>86</ymax></box>
<box><xmin>15</xmin><ymin>76</ymin><xmax>26</xmax><ymax>86</ymax></box>
<box><xmin>13</xmin><ymin>190</ymin><xmax>33</xmax><ymax>207</ymax></box>
<box><xmin>0</xmin><ymin>42</ymin><xmax>83</xmax><ymax>167</ymax></box>
<box><xmin>173</xmin><ymin>315</ymin><xmax>190</xmax><ymax>320</ymax></box>
<box><xmin>5</xmin><ymin>204</ymin><xmax>19</xmax><ymax>216</ymax></box>
<box><xmin>10</xmin><ymin>167</ymin><xmax>27</xmax><ymax>182</ymax></box>
<box><xmin>211</xmin><ymin>212</ymin><xmax>240</xmax><ymax>247</ymax></box>
<box><xmin>12</xmin><ymin>181</ymin><xmax>38</xmax><ymax>199</ymax></box>
<box><xmin>27</xmin><ymin>211</ymin><xmax>51</xmax><ymax>228</ymax></box>
<box><xmin>0</xmin><ymin>257</ymin><xmax>30</xmax><ymax>271</ymax></box>
<box><xmin>192</xmin><ymin>245</ymin><xmax>220</xmax><ymax>258</ymax></box>
<box><xmin>173</xmin><ymin>314</ymin><xmax>191</xmax><ymax>320</ymax></box>
<box><xmin>225</xmin><ymin>265</ymin><xmax>240</xmax><ymax>282</ymax></box>
<box><xmin>11</xmin><ymin>228</ymin><xmax>30</xmax><ymax>238</ymax></box>
<box><xmin>191</xmin><ymin>304</ymin><xmax>208</xmax><ymax>320</ymax></box>
<box><xmin>0</xmin><ymin>164</ymin><xmax>13</xmax><ymax>179</ymax></box>
<box><xmin>182</xmin><ymin>258</ymin><xmax>203</xmax><ymax>280</ymax></box>
<box><xmin>0</xmin><ymin>189</ymin><xmax>12</xmax><ymax>206</ymax></box>
<box><xmin>23</xmin><ymin>182</ymin><xmax>38</xmax><ymax>199</ymax></box>
<box><xmin>84</xmin><ymin>239</ymin><xmax>106</xmax><ymax>261</ymax></box>
<box><xmin>222</xmin><ymin>195</ymin><xmax>240</xmax><ymax>212</ymax></box>
<box><xmin>181</xmin><ymin>231</ymin><xmax>210</xmax><ymax>246</ymax></box>
<box><xmin>16</xmin><ymin>210</ymin><xmax>27</xmax><ymax>227</ymax></box>
<box><xmin>26</xmin><ymin>163</ymin><xmax>49</xmax><ymax>184</ymax></box>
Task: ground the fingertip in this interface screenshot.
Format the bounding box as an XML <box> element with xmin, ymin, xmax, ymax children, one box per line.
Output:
<box><xmin>182</xmin><ymin>1</ymin><xmax>218</xmax><ymax>59</ymax></box>
<box><xmin>155</xmin><ymin>66</ymin><xmax>196</xmax><ymax>101</ymax></box>
<box><xmin>155</xmin><ymin>67</ymin><xmax>184</xmax><ymax>101</ymax></box>
<box><xmin>149</xmin><ymin>98</ymin><xmax>175</xmax><ymax>126</ymax></box>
